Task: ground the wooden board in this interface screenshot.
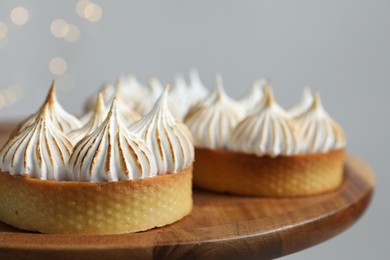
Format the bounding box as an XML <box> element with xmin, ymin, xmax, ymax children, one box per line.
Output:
<box><xmin>0</xmin><ymin>123</ymin><xmax>375</xmax><ymax>259</ymax></box>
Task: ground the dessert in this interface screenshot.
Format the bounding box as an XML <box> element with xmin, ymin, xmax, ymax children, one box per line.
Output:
<box><xmin>186</xmin><ymin>84</ymin><xmax>346</xmax><ymax>197</ymax></box>
<box><xmin>184</xmin><ymin>74</ymin><xmax>244</xmax><ymax>149</ymax></box>
<box><xmin>0</xmin><ymin>85</ymin><xmax>193</xmax><ymax>234</ymax></box>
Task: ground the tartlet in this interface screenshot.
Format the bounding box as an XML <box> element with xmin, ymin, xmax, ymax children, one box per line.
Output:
<box><xmin>185</xmin><ymin>80</ymin><xmax>346</xmax><ymax>197</ymax></box>
<box><xmin>0</xmin><ymin>84</ymin><xmax>194</xmax><ymax>234</ymax></box>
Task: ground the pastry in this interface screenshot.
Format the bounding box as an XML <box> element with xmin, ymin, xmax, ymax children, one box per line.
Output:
<box><xmin>187</xmin><ymin>85</ymin><xmax>346</xmax><ymax>197</ymax></box>
<box><xmin>0</xmin><ymin>86</ymin><xmax>193</xmax><ymax>234</ymax></box>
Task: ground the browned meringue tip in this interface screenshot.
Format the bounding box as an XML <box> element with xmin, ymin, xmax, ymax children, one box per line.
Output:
<box><xmin>215</xmin><ymin>73</ymin><xmax>226</xmax><ymax>100</ymax></box>
<box><xmin>94</xmin><ymin>93</ymin><xmax>106</xmax><ymax>114</ymax></box>
<box><xmin>312</xmin><ymin>91</ymin><xmax>322</xmax><ymax>109</ymax></box>
<box><xmin>45</xmin><ymin>80</ymin><xmax>57</xmax><ymax>105</ymax></box>
<box><xmin>262</xmin><ymin>84</ymin><xmax>275</xmax><ymax>107</ymax></box>
<box><xmin>164</xmin><ymin>83</ymin><xmax>172</xmax><ymax>93</ymax></box>
<box><xmin>105</xmin><ymin>98</ymin><xmax>118</xmax><ymax>120</ymax></box>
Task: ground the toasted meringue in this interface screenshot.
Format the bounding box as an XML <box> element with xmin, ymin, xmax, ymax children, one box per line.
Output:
<box><xmin>135</xmin><ymin>77</ymin><xmax>164</xmax><ymax>115</ymax></box>
<box><xmin>168</xmin><ymin>74</ymin><xmax>190</xmax><ymax>120</ymax></box>
<box><xmin>116</xmin><ymin>75</ymin><xmax>150</xmax><ymax>114</ymax></box>
<box><xmin>118</xmin><ymin>74</ymin><xmax>149</xmax><ymax>103</ymax></box>
<box><xmin>13</xmin><ymin>82</ymin><xmax>81</xmax><ymax>136</ymax></box>
<box><xmin>109</xmin><ymin>83</ymin><xmax>141</xmax><ymax>126</ymax></box>
<box><xmin>69</xmin><ymin>93</ymin><xmax>108</xmax><ymax>144</ymax></box>
<box><xmin>288</xmin><ymin>87</ymin><xmax>314</xmax><ymax>118</ymax></box>
<box><xmin>295</xmin><ymin>92</ymin><xmax>346</xmax><ymax>153</ymax></box>
<box><xmin>83</xmin><ymin>83</ymin><xmax>115</xmax><ymax>114</ymax></box>
<box><xmin>129</xmin><ymin>86</ymin><xmax>194</xmax><ymax>174</ymax></box>
<box><xmin>188</xmin><ymin>69</ymin><xmax>209</xmax><ymax>105</ymax></box>
<box><xmin>184</xmin><ymin>74</ymin><xmax>244</xmax><ymax>150</ymax></box>
<box><xmin>228</xmin><ymin>86</ymin><xmax>299</xmax><ymax>157</ymax></box>
<box><xmin>0</xmin><ymin>105</ymin><xmax>73</xmax><ymax>181</ymax></box>
<box><xmin>239</xmin><ymin>79</ymin><xmax>268</xmax><ymax>115</ymax></box>
<box><xmin>69</xmin><ymin>99</ymin><xmax>157</xmax><ymax>182</ymax></box>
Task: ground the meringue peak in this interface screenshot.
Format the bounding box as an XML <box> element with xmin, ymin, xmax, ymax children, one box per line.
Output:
<box><xmin>110</xmin><ymin>84</ymin><xmax>141</xmax><ymax>125</ymax></box>
<box><xmin>311</xmin><ymin>91</ymin><xmax>322</xmax><ymax>110</ymax></box>
<box><xmin>12</xmin><ymin>83</ymin><xmax>81</xmax><ymax>136</ymax></box>
<box><xmin>94</xmin><ymin>93</ymin><xmax>106</xmax><ymax>115</ymax></box>
<box><xmin>0</xmin><ymin>100</ymin><xmax>73</xmax><ymax>180</ymax></box>
<box><xmin>215</xmin><ymin>74</ymin><xmax>227</xmax><ymax>101</ymax></box>
<box><xmin>45</xmin><ymin>81</ymin><xmax>57</xmax><ymax>105</ymax></box>
<box><xmin>262</xmin><ymin>85</ymin><xmax>275</xmax><ymax>108</ymax></box>
<box><xmin>68</xmin><ymin>93</ymin><xmax>108</xmax><ymax>144</ymax></box>
<box><xmin>288</xmin><ymin>87</ymin><xmax>314</xmax><ymax>118</ymax></box>
<box><xmin>106</xmin><ymin>98</ymin><xmax>119</xmax><ymax>122</ymax></box>
<box><xmin>129</xmin><ymin>87</ymin><xmax>194</xmax><ymax>174</ymax></box>
<box><xmin>295</xmin><ymin>90</ymin><xmax>346</xmax><ymax>153</ymax></box>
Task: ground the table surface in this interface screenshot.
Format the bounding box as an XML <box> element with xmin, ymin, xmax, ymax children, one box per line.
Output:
<box><xmin>0</xmin><ymin>123</ymin><xmax>375</xmax><ymax>260</ymax></box>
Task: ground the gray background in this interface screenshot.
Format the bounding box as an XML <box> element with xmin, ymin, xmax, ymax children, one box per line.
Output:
<box><xmin>0</xmin><ymin>0</ymin><xmax>388</xmax><ymax>259</ymax></box>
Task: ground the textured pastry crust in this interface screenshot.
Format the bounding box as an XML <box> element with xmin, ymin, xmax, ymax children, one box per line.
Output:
<box><xmin>193</xmin><ymin>149</ymin><xmax>345</xmax><ymax>197</ymax></box>
<box><xmin>0</xmin><ymin>166</ymin><xmax>192</xmax><ymax>234</ymax></box>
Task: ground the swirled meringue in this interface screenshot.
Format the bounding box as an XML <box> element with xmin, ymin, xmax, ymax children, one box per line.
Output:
<box><xmin>129</xmin><ymin>86</ymin><xmax>194</xmax><ymax>174</ymax></box>
<box><xmin>239</xmin><ymin>79</ymin><xmax>268</xmax><ymax>116</ymax></box>
<box><xmin>13</xmin><ymin>82</ymin><xmax>81</xmax><ymax>136</ymax></box>
<box><xmin>69</xmin><ymin>93</ymin><xmax>108</xmax><ymax>144</ymax></box>
<box><xmin>168</xmin><ymin>74</ymin><xmax>190</xmax><ymax>120</ymax></box>
<box><xmin>110</xmin><ymin>83</ymin><xmax>141</xmax><ymax>126</ymax></box>
<box><xmin>69</xmin><ymin>99</ymin><xmax>158</xmax><ymax>182</ymax></box>
<box><xmin>294</xmin><ymin>92</ymin><xmax>346</xmax><ymax>153</ymax></box>
<box><xmin>288</xmin><ymin>87</ymin><xmax>314</xmax><ymax>118</ymax></box>
<box><xmin>188</xmin><ymin>69</ymin><xmax>209</xmax><ymax>105</ymax></box>
<box><xmin>184</xmin><ymin>74</ymin><xmax>244</xmax><ymax>150</ymax></box>
<box><xmin>0</xmin><ymin>105</ymin><xmax>73</xmax><ymax>180</ymax></box>
<box><xmin>83</xmin><ymin>83</ymin><xmax>115</xmax><ymax>114</ymax></box>
<box><xmin>228</xmin><ymin>86</ymin><xmax>300</xmax><ymax>157</ymax></box>
<box><xmin>135</xmin><ymin>77</ymin><xmax>164</xmax><ymax>115</ymax></box>
<box><xmin>117</xmin><ymin>74</ymin><xmax>149</xmax><ymax>114</ymax></box>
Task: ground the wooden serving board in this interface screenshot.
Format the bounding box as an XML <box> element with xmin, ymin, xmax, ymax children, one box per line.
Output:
<box><xmin>0</xmin><ymin>123</ymin><xmax>375</xmax><ymax>260</ymax></box>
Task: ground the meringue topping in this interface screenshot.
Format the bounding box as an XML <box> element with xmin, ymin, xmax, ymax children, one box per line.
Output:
<box><xmin>135</xmin><ymin>77</ymin><xmax>164</xmax><ymax>115</ymax></box>
<box><xmin>168</xmin><ymin>74</ymin><xmax>190</xmax><ymax>120</ymax></box>
<box><xmin>239</xmin><ymin>79</ymin><xmax>268</xmax><ymax>116</ymax></box>
<box><xmin>129</xmin><ymin>86</ymin><xmax>194</xmax><ymax>174</ymax></box>
<box><xmin>188</xmin><ymin>69</ymin><xmax>209</xmax><ymax>105</ymax></box>
<box><xmin>83</xmin><ymin>83</ymin><xmax>115</xmax><ymax>114</ymax></box>
<box><xmin>294</xmin><ymin>92</ymin><xmax>346</xmax><ymax>153</ymax></box>
<box><xmin>0</xmin><ymin>105</ymin><xmax>73</xmax><ymax>180</ymax></box>
<box><xmin>69</xmin><ymin>93</ymin><xmax>108</xmax><ymax>144</ymax></box>
<box><xmin>14</xmin><ymin>82</ymin><xmax>81</xmax><ymax>136</ymax></box>
<box><xmin>288</xmin><ymin>87</ymin><xmax>314</xmax><ymax>118</ymax></box>
<box><xmin>69</xmin><ymin>99</ymin><xmax>157</xmax><ymax>182</ymax></box>
<box><xmin>184</xmin><ymin>74</ymin><xmax>244</xmax><ymax>150</ymax></box>
<box><xmin>118</xmin><ymin>74</ymin><xmax>149</xmax><ymax>106</ymax></box>
<box><xmin>228</xmin><ymin>86</ymin><xmax>300</xmax><ymax>157</ymax></box>
<box><xmin>111</xmin><ymin>83</ymin><xmax>141</xmax><ymax>126</ymax></box>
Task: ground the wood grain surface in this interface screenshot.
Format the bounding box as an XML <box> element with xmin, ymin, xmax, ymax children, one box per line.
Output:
<box><xmin>0</xmin><ymin>122</ymin><xmax>375</xmax><ymax>260</ymax></box>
